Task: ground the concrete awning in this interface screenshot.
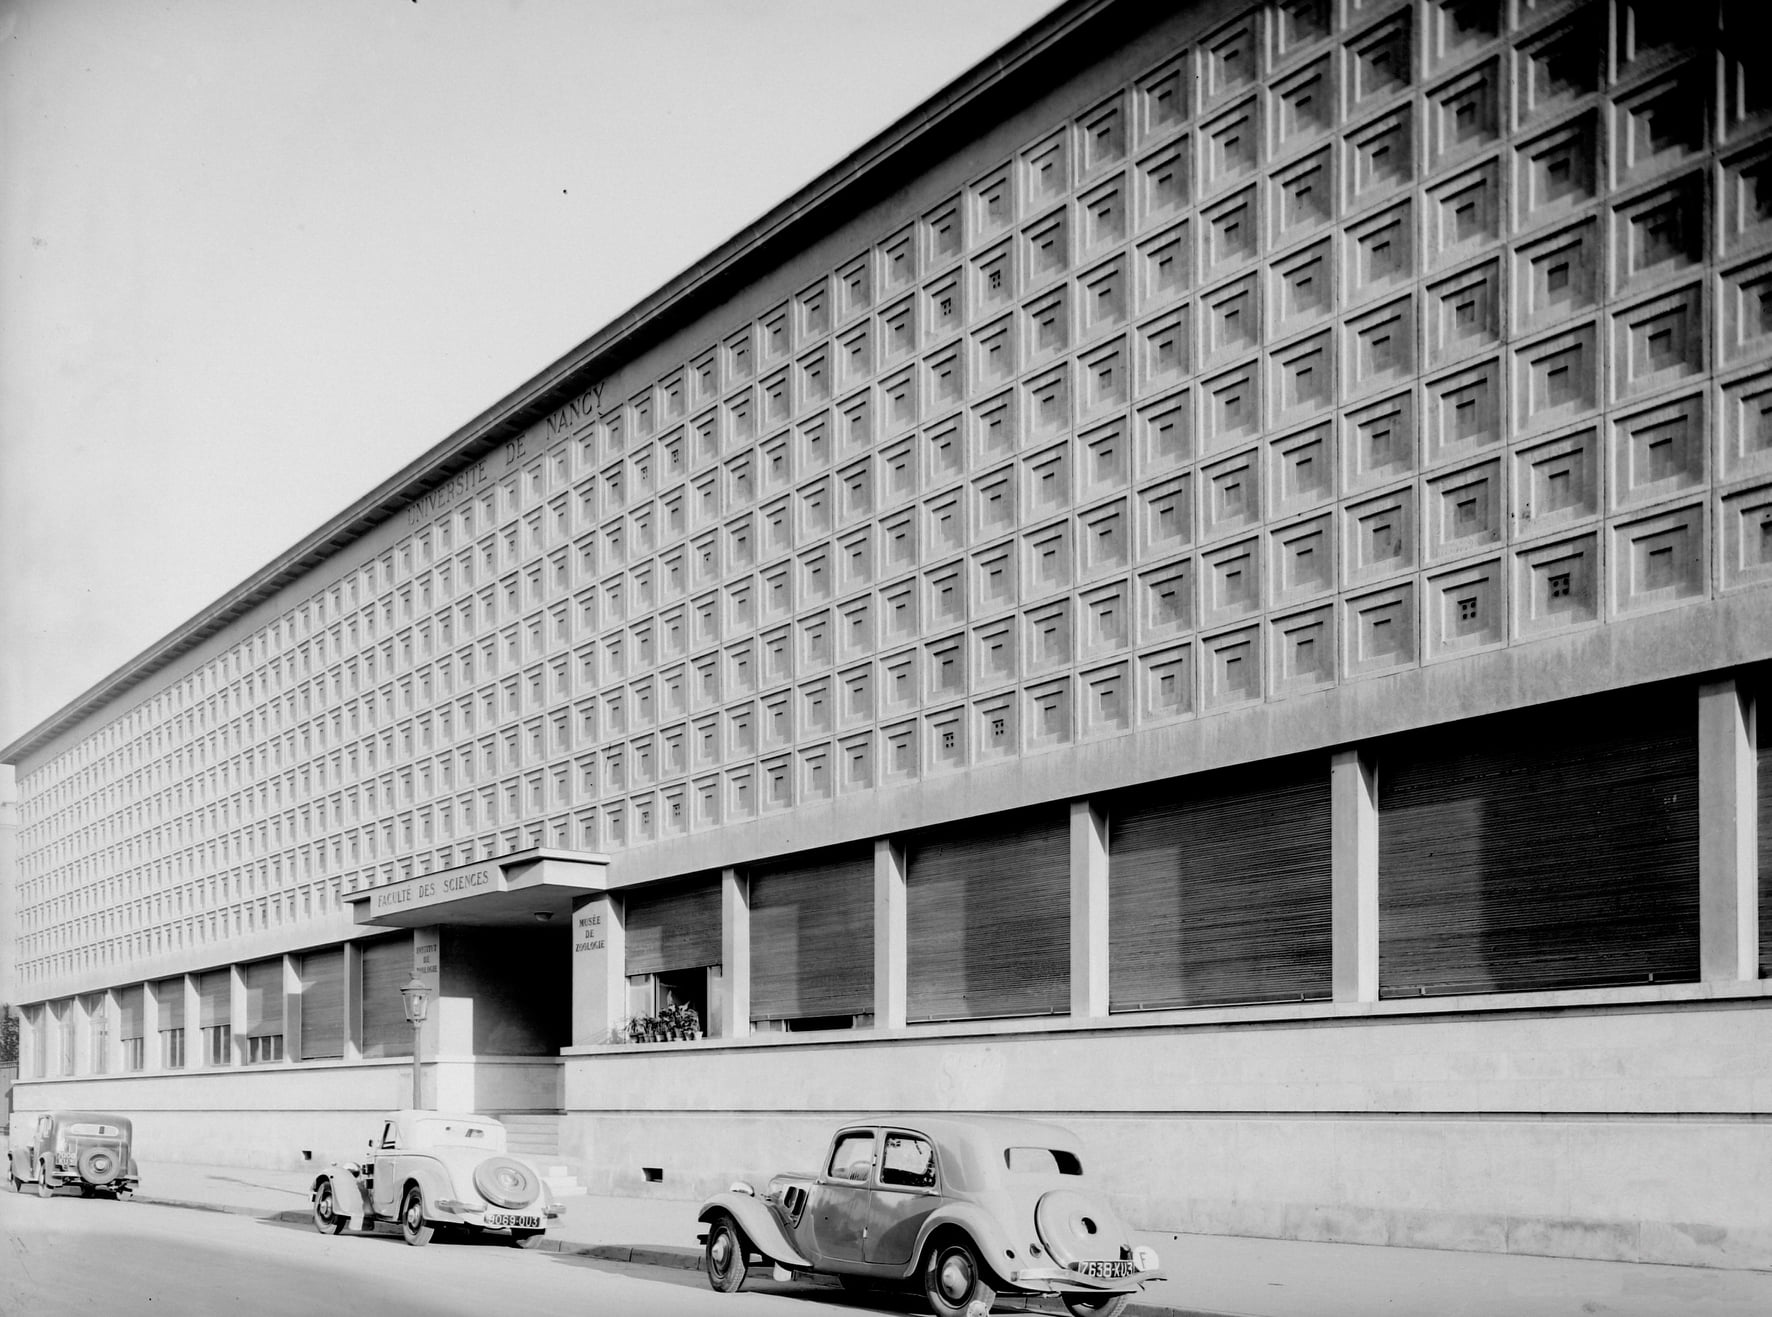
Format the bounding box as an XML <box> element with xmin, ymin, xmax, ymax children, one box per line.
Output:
<box><xmin>346</xmin><ymin>848</ymin><xmax>610</xmax><ymax>928</ymax></box>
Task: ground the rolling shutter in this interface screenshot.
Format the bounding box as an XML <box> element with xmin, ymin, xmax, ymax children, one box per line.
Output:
<box><xmin>198</xmin><ymin>970</ymin><xmax>230</xmax><ymax>1028</ymax></box>
<box><xmin>243</xmin><ymin>958</ymin><xmax>284</xmax><ymax>1038</ymax></box>
<box><xmin>118</xmin><ymin>986</ymin><xmax>144</xmax><ymax>1041</ymax></box>
<box><xmin>360</xmin><ymin>935</ymin><xmax>414</xmax><ymax>1059</ymax></box>
<box><xmin>1379</xmin><ymin>684</ymin><xmax>1699</xmax><ymax>996</ymax></box>
<box><xmin>1107</xmin><ymin>756</ymin><xmax>1332</xmax><ymax>1012</ymax></box>
<box><xmin>750</xmin><ymin>844</ymin><xmax>874</xmax><ymax>1023</ymax></box>
<box><xmin>155</xmin><ymin>978</ymin><xmax>185</xmax><ymax>1031</ymax></box>
<box><xmin>300</xmin><ymin>948</ymin><xmax>345</xmax><ymax>1060</ymax></box>
<box><xmin>1760</xmin><ymin>705</ymin><xmax>1772</xmax><ymax>978</ymax></box>
<box><xmin>906</xmin><ymin>806</ymin><xmax>1069</xmax><ymax>1022</ymax></box>
<box><xmin>624</xmin><ymin>877</ymin><xmax>721</xmax><ymax>976</ymax></box>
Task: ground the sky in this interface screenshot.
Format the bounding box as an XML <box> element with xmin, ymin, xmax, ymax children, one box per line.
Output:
<box><xmin>0</xmin><ymin>0</ymin><xmax>1059</xmax><ymax>754</ymax></box>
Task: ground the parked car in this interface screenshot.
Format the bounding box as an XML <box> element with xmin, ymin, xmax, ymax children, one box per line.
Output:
<box><xmin>7</xmin><ymin>1110</ymin><xmax>138</xmax><ymax>1199</ymax></box>
<box><xmin>697</xmin><ymin>1115</ymin><xmax>1163</xmax><ymax>1317</ymax></box>
<box><xmin>311</xmin><ymin>1109</ymin><xmax>562</xmax><ymax>1247</ymax></box>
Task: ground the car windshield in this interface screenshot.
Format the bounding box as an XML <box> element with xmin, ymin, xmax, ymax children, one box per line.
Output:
<box><xmin>413</xmin><ymin>1118</ymin><xmax>504</xmax><ymax>1150</ymax></box>
<box><xmin>1004</xmin><ymin>1146</ymin><xmax>1082</xmax><ymax>1175</ymax></box>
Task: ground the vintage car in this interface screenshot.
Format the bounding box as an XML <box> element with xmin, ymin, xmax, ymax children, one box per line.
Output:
<box><xmin>311</xmin><ymin>1109</ymin><xmax>562</xmax><ymax>1247</ymax></box>
<box><xmin>697</xmin><ymin>1115</ymin><xmax>1163</xmax><ymax>1317</ymax></box>
<box><xmin>7</xmin><ymin>1110</ymin><xmax>139</xmax><ymax>1199</ymax></box>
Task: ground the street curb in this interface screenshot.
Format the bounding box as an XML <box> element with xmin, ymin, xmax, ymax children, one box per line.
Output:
<box><xmin>129</xmin><ymin>1195</ymin><xmax>1229</xmax><ymax>1317</ymax></box>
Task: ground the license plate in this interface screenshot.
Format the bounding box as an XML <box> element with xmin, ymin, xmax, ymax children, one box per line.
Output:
<box><xmin>484</xmin><ymin>1211</ymin><xmax>542</xmax><ymax>1229</ymax></box>
<box><xmin>1078</xmin><ymin>1260</ymin><xmax>1135</xmax><ymax>1279</ymax></box>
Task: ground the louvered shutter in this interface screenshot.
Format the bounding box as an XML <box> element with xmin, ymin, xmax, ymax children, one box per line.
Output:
<box><xmin>117</xmin><ymin>986</ymin><xmax>144</xmax><ymax>1042</ymax></box>
<box><xmin>360</xmin><ymin>935</ymin><xmax>414</xmax><ymax>1058</ymax></box>
<box><xmin>906</xmin><ymin>807</ymin><xmax>1069</xmax><ymax>1023</ymax></box>
<box><xmin>243</xmin><ymin>958</ymin><xmax>284</xmax><ymax>1037</ymax></box>
<box><xmin>1379</xmin><ymin>684</ymin><xmax>1699</xmax><ymax>996</ymax></box>
<box><xmin>300</xmin><ymin>948</ymin><xmax>345</xmax><ymax>1060</ymax></box>
<box><xmin>198</xmin><ymin>970</ymin><xmax>230</xmax><ymax>1028</ymax></box>
<box><xmin>750</xmin><ymin>844</ymin><xmax>874</xmax><ymax>1023</ymax></box>
<box><xmin>1108</xmin><ymin>755</ymin><xmax>1332</xmax><ymax>1012</ymax></box>
<box><xmin>624</xmin><ymin>877</ymin><xmax>722</xmax><ymax>975</ymax></box>
<box><xmin>1759</xmin><ymin>715</ymin><xmax>1772</xmax><ymax>979</ymax></box>
<box><xmin>155</xmin><ymin>978</ymin><xmax>185</xmax><ymax>1030</ymax></box>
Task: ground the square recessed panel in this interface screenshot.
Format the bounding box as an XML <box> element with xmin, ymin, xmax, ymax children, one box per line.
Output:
<box><xmin>1425</xmin><ymin>459</ymin><xmax>1504</xmax><ymax>561</ymax></box>
<box><xmin>1514</xmin><ymin>533</ymin><xmax>1599</xmax><ymax>637</ymax></box>
<box><xmin>1720</xmin><ymin>483</ymin><xmax>1772</xmax><ymax>592</ymax></box>
<box><xmin>1515</xmin><ymin>113</ymin><xmax>1598</xmax><ymax>232</ymax></box>
<box><xmin>1611</xmin><ymin>504</ymin><xmax>1705</xmax><ymax>616</ymax></box>
<box><xmin>1344</xmin><ymin>580</ymin><xmax>1416</xmax><ymax>676</ymax></box>
<box><xmin>1610</xmin><ymin>394</ymin><xmax>1706</xmax><ymax>510</ymax></box>
<box><xmin>1722</xmin><ymin>371</ymin><xmax>1772</xmax><ymax>482</ymax></box>
<box><xmin>1344</xmin><ymin>485</ymin><xmax>1417</xmax><ymax>585</ymax></box>
<box><xmin>1344</xmin><ymin>391</ymin><xmax>1416</xmax><ymax>492</ymax></box>
<box><xmin>1611</xmin><ymin>286</ymin><xmax>1704</xmax><ymax>400</ymax></box>
<box><xmin>1513</xmin><ymin>427</ymin><xmax>1599</xmax><ymax>535</ymax></box>
<box><xmin>1425</xmin><ymin>556</ymin><xmax>1505</xmax><ymax>659</ymax></box>
<box><xmin>1514</xmin><ymin>220</ymin><xmax>1599</xmax><ymax>333</ymax></box>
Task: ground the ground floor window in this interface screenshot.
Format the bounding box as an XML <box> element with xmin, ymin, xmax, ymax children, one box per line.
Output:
<box><xmin>1106</xmin><ymin>756</ymin><xmax>1332</xmax><ymax>1012</ymax></box>
<box><xmin>360</xmin><ymin>934</ymin><xmax>415</xmax><ymax>1058</ymax></box>
<box><xmin>160</xmin><ymin>1027</ymin><xmax>185</xmax><ymax>1069</ymax></box>
<box><xmin>118</xmin><ymin>984</ymin><xmax>145</xmax><ymax>1072</ymax></box>
<box><xmin>245</xmin><ymin>1033</ymin><xmax>284</xmax><ymax>1064</ymax></box>
<box><xmin>155</xmin><ymin>977</ymin><xmax>185</xmax><ymax>1068</ymax></box>
<box><xmin>203</xmin><ymin>1024</ymin><xmax>231</xmax><ymax>1066</ymax></box>
<box><xmin>749</xmin><ymin>843</ymin><xmax>873</xmax><ymax>1032</ymax></box>
<box><xmin>625</xmin><ymin>876</ymin><xmax>720</xmax><ymax>1037</ymax></box>
<box><xmin>1379</xmin><ymin>682</ymin><xmax>1700</xmax><ymax>996</ymax></box>
<box><xmin>299</xmin><ymin>948</ymin><xmax>345</xmax><ymax>1060</ymax></box>
<box><xmin>906</xmin><ymin>805</ymin><xmax>1069</xmax><ymax>1023</ymax></box>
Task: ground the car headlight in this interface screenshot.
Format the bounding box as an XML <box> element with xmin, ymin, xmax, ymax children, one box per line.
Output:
<box><xmin>1132</xmin><ymin>1245</ymin><xmax>1160</xmax><ymax>1272</ymax></box>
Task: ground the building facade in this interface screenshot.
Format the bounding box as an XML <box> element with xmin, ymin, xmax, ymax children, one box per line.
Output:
<box><xmin>6</xmin><ymin>0</ymin><xmax>1772</xmax><ymax>1268</ymax></box>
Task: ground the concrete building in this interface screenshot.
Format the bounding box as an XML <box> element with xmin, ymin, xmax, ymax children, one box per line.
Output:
<box><xmin>5</xmin><ymin>0</ymin><xmax>1771</xmax><ymax>1269</ymax></box>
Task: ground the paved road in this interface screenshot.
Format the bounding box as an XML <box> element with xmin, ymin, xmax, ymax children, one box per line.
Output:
<box><xmin>0</xmin><ymin>1188</ymin><xmax>918</xmax><ymax>1317</ymax></box>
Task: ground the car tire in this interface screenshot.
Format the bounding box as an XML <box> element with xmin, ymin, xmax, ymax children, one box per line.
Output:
<box><xmin>1062</xmin><ymin>1295</ymin><xmax>1131</xmax><ymax>1317</ymax></box>
<box><xmin>313</xmin><ymin>1181</ymin><xmax>347</xmax><ymax>1236</ymax></box>
<box><xmin>703</xmin><ymin>1212</ymin><xmax>749</xmax><ymax>1293</ymax></box>
<box><xmin>922</xmin><ymin>1236</ymin><xmax>996</xmax><ymax>1317</ymax></box>
<box><xmin>35</xmin><ymin>1163</ymin><xmax>53</xmax><ymax>1199</ymax></box>
<box><xmin>509</xmin><ymin>1229</ymin><xmax>542</xmax><ymax>1249</ymax></box>
<box><xmin>400</xmin><ymin>1185</ymin><xmax>434</xmax><ymax>1247</ymax></box>
<box><xmin>471</xmin><ymin>1156</ymin><xmax>540</xmax><ymax>1209</ymax></box>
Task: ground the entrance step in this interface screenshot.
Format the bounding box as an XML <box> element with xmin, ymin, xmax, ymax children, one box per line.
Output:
<box><xmin>497</xmin><ymin>1111</ymin><xmax>562</xmax><ymax>1159</ymax></box>
<box><xmin>540</xmin><ymin>1165</ymin><xmax>588</xmax><ymax>1198</ymax></box>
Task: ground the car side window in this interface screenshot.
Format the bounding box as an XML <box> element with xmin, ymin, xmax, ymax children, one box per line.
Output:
<box><xmin>379</xmin><ymin>1122</ymin><xmax>397</xmax><ymax>1150</ymax></box>
<box><xmin>826</xmin><ymin>1131</ymin><xmax>875</xmax><ymax>1183</ymax></box>
<box><xmin>880</xmin><ymin>1133</ymin><xmax>936</xmax><ymax>1189</ymax></box>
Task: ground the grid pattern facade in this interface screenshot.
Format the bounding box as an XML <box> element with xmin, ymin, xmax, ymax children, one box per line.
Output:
<box><xmin>11</xmin><ymin>0</ymin><xmax>1772</xmax><ymax>996</ymax></box>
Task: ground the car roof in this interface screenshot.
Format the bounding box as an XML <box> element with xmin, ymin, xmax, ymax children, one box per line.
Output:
<box><xmin>844</xmin><ymin>1114</ymin><xmax>1083</xmax><ymax>1152</ymax></box>
<box><xmin>47</xmin><ymin>1111</ymin><xmax>133</xmax><ymax>1129</ymax></box>
<box><xmin>382</xmin><ymin>1109</ymin><xmax>503</xmax><ymax>1125</ymax></box>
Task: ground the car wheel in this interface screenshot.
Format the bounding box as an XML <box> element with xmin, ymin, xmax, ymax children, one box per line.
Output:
<box><xmin>509</xmin><ymin>1229</ymin><xmax>542</xmax><ymax>1249</ymax></box>
<box><xmin>1062</xmin><ymin>1295</ymin><xmax>1130</xmax><ymax>1317</ymax></box>
<box><xmin>703</xmin><ymin>1212</ymin><xmax>749</xmax><ymax>1293</ymax></box>
<box><xmin>399</xmin><ymin>1185</ymin><xmax>434</xmax><ymax>1247</ymax></box>
<box><xmin>7</xmin><ymin>1170</ymin><xmax>19</xmax><ymax>1193</ymax></box>
<box><xmin>313</xmin><ymin>1181</ymin><xmax>347</xmax><ymax>1236</ymax></box>
<box><xmin>35</xmin><ymin>1164</ymin><xmax>53</xmax><ymax>1199</ymax></box>
<box><xmin>922</xmin><ymin>1236</ymin><xmax>996</xmax><ymax>1317</ymax></box>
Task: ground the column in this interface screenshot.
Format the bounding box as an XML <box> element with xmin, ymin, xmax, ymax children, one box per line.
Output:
<box><xmin>281</xmin><ymin>955</ymin><xmax>302</xmax><ymax>1064</ymax></box>
<box><xmin>1332</xmin><ymin>748</ymin><xmax>1380</xmax><ymax>1003</ymax></box>
<box><xmin>228</xmin><ymin>963</ymin><xmax>247</xmax><ymax>1066</ymax></box>
<box><xmin>140</xmin><ymin>979</ymin><xmax>162</xmax><ymax>1074</ymax></box>
<box><xmin>1700</xmin><ymin>678</ymin><xmax>1758</xmax><ymax>982</ymax></box>
<box><xmin>342</xmin><ymin>940</ymin><xmax>363</xmax><ymax>1062</ymax></box>
<box><xmin>570</xmin><ymin>892</ymin><xmax>626</xmax><ymax>1046</ymax></box>
<box><xmin>182</xmin><ymin>975</ymin><xmax>203</xmax><ymax>1069</ymax></box>
<box><xmin>1070</xmin><ymin>800</ymin><xmax>1109</xmax><ymax>1018</ymax></box>
<box><xmin>98</xmin><ymin>988</ymin><xmax>119</xmax><ymax>1075</ymax></box>
<box><xmin>720</xmin><ymin>868</ymin><xmax>750</xmax><ymax>1040</ymax></box>
<box><xmin>874</xmin><ymin>838</ymin><xmax>907</xmax><ymax>1029</ymax></box>
<box><xmin>15</xmin><ymin>1005</ymin><xmax>34</xmax><ymax>1079</ymax></box>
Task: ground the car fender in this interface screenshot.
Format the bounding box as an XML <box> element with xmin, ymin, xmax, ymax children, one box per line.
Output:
<box><xmin>402</xmin><ymin>1158</ymin><xmax>458</xmax><ymax>1221</ymax></box>
<box><xmin>907</xmin><ymin>1202</ymin><xmax>1017</xmax><ymax>1281</ymax></box>
<box><xmin>314</xmin><ymin>1167</ymin><xmax>371</xmax><ymax>1229</ymax></box>
<box><xmin>698</xmin><ymin>1192</ymin><xmax>813</xmax><ymax>1270</ymax></box>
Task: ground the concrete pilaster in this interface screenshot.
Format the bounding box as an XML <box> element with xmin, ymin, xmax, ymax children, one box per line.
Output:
<box><xmin>874</xmin><ymin>838</ymin><xmax>907</xmax><ymax>1029</ymax></box>
<box><xmin>1070</xmin><ymin>799</ymin><xmax>1110</xmax><ymax>1018</ymax></box>
<box><xmin>571</xmin><ymin>892</ymin><xmax>626</xmax><ymax>1045</ymax></box>
<box><xmin>720</xmin><ymin>868</ymin><xmax>750</xmax><ymax>1039</ymax></box>
<box><xmin>342</xmin><ymin>940</ymin><xmax>363</xmax><ymax>1061</ymax></box>
<box><xmin>1332</xmin><ymin>748</ymin><xmax>1380</xmax><ymax>1003</ymax></box>
<box><xmin>1699</xmin><ymin>678</ymin><xmax>1758</xmax><ymax>981</ymax></box>
<box><xmin>282</xmin><ymin>954</ymin><xmax>302</xmax><ymax>1063</ymax></box>
<box><xmin>228</xmin><ymin>963</ymin><xmax>248</xmax><ymax>1066</ymax></box>
<box><xmin>140</xmin><ymin>979</ymin><xmax>161</xmax><ymax>1073</ymax></box>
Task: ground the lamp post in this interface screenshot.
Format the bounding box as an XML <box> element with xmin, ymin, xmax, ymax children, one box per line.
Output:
<box><xmin>399</xmin><ymin>976</ymin><xmax>430</xmax><ymax>1111</ymax></box>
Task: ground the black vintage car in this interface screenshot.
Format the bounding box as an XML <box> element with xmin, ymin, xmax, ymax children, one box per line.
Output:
<box><xmin>8</xmin><ymin>1110</ymin><xmax>138</xmax><ymax>1198</ymax></box>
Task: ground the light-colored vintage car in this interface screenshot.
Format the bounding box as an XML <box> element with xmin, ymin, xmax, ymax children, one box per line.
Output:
<box><xmin>697</xmin><ymin>1115</ymin><xmax>1163</xmax><ymax>1317</ymax></box>
<box><xmin>311</xmin><ymin>1109</ymin><xmax>562</xmax><ymax>1247</ymax></box>
<box><xmin>8</xmin><ymin>1110</ymin><xmax>139</xmax><ymax>1199</ymax></box>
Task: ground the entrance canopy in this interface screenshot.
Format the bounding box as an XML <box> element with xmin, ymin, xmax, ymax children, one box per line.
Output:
<box><xmin>347</xmin><ymin>848</ymin><xmax>610</xmax><ymax>928</ymax></box>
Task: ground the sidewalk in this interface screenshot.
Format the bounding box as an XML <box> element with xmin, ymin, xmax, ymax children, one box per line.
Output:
<box><xmin>127</xmin><ymin>1160</ymin><xmax>1772</xmax><ymax>1317</ymax></box>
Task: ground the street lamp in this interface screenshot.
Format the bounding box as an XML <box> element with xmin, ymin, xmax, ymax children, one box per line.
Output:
<box><xmin>399</xmin><ymin>976</ymin><xmax>430</xmax><ymax>1111</ymax></box>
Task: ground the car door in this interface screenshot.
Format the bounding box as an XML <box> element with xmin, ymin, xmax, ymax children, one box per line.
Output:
<box><xmin>810</xmin><ymin>1128</ymin><xmax>876</xmax><ymax>1264</ymax></box>
<box><xmin>865</xmin><ymin>1129</ymin><xmax>941</xmax><ymax>1268</ymax></box>
<box><xmin>369</xmin><ymin>1120</ymin><xmax>400</xmax><ymax>1215</ymax></box>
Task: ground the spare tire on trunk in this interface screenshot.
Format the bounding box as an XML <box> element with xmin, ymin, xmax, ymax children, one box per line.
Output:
<box><xmin>78</xmin><ymin>1147</ymin><xmax>118</xmax><ymax>1185</ymax></box>
<box><xmin>473</xmin><ymin>1156</ymin><xmax>540</xmax><ymax>1208</ymax></box>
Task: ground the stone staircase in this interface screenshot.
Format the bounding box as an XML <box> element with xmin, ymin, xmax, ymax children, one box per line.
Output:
<box><xmin>497</xmin><ymin>1112</ymin><xmax>586</xmax><ymax>1198</ymax></box>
